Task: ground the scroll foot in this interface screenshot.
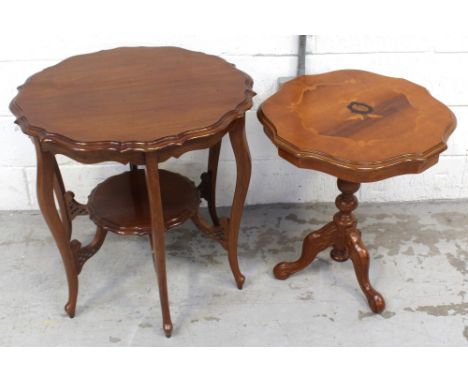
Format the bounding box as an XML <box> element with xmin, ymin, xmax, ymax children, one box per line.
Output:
<box><xmin>273</xmin><ymin>262</ymin><xmax>296</xmax><ymax>280</ymax></box>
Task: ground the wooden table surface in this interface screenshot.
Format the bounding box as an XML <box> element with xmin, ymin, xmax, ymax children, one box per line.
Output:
<box><xmin>258</xmin><ymin>70</ymin><xmax>456</xmax><ymax>182</ymax></box>
<box><xmin>257</xmin><ymin>69</ymin><xmax>457</xmax><ymax>315</ymax></box>
<box><xmin>9</xmin><ymin>47</ymin><xmax>255</xmax><ymax>337</ymax></box>
<box><xmin>11</xmin><ymin>46</ymin><xmax>254</xmax><ymax>152</ymax></box>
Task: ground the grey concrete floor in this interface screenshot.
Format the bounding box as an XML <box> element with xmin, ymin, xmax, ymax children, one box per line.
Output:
<box><xmin>0</xmin><ymin>201</ymin><xmax>467</xmax><ymax>346</ymax></box>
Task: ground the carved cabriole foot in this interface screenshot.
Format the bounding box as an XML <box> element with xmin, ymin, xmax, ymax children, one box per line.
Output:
<box><xmin>273</xmin><ymin>178</ymin><xmax>386</xmax><ymax>314</ymax></box>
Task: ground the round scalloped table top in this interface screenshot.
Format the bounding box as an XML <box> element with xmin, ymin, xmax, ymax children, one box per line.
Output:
<box><xmin>10</xmin><ymin>47</ymin><xmax>254</xmax><ymax>152</ymax></box>
<box><xmin>258</xmin><ymin>70</ymin><xmax>456</xmax><ymax>183</ymax></box>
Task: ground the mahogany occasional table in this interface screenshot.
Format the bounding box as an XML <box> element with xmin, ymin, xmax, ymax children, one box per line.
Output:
<box><xmin>10</xmin><ymin>47</ymin><xmax>255</xmax><ymax>337</ymax></box>
<box><xmin>257</xmin><ymin>70</ymin><xmax>456</xmax><ymax>313</ymax></box>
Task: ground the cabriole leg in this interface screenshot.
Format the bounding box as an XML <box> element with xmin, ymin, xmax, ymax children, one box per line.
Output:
<box><xmin>34</xmin><ymin>140</ymin><xmax>78</xmax><ymax>318</ymax></box>
<box><xmin>273</xmin><ymin>223</ymin><xmax>336</xmax><ymax>280</ymax></box>
<box><xmin>273</xmin><ymin>178</ymin><xmax>385</xmax><ymax>313</ymax></box>
<box><xmin>346</xmin><ymin>228</ymin><xmax>385</xmax><ymax>313</ymax></box>
<box><xmin>206</xmin><ymin>140</ymin><xmax>221</xmax><ymax>226</ymax></box>
<box><xmin>145</xmin><ymin>152</ymin><xmax>173</xmax><ymax>337</ymax></box>
<box><xmin>227</xmin><ymin>117</ymin><xmax>251</xmax><ymax>289</ymax></box>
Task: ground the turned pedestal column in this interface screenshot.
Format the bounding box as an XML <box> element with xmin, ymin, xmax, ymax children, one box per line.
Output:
<box><xmin>258</xmin><ymin>69</ymin><xmax>456</xmax><ymax>313</ymax></box>
<box><xmin>274</xmin><ymin>179</ymin><xmax>385</xmax><ymax>313</ymax></box>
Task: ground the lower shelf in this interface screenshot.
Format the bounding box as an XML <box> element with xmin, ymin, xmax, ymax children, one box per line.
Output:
<box><xmin>88</xmin><ymin>169</ymin><xmax>200</xmax><ymax>235</ymax></box>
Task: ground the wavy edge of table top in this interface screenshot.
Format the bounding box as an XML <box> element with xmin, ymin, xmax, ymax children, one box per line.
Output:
<box><xmin>258</xmin><ymin>70</ymin><xmax>457</xmax><ymax>183</ymax></box>
<box><xmin>9</xmin><ymin>47</ymin><xmax>255</xmax><ymax>153</ymax></box>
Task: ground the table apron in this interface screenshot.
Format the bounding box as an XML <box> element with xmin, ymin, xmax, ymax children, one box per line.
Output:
<box><xmin>37</xmin><ymin>127</ymin><xmax>230</xmax><ymax>165</ymax></box>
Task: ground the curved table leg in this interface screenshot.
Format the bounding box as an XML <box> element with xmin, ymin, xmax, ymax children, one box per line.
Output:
<box><xmin>34</xmin><ymin>140</ymin><xmax>78</xmax><ymax>318</ymax></box>
<box><xmin>52</xmin><ymin>159</ymin><xmax>72</xmax><ymax>240</ymax></box>
<box><xmin>227</xmin><ymin>117</ymin><xmax>251</xmax><ymax>289</ymax></box>
<box><xmin>145</xmin><ymin>152</ymin><xmax>173</xmax><ymax>337</ymax></box>
<box><xmin>346</xmin><ymin>228</ymin><xmax>385</xmax><ymax>313</ymax></box>
<box><xmin>274</xmin><ymin>223</ymin><xmax>336</xmax><ymax>280</ymax></box>
<box><xmin>206</xmin><ymin>140</ymin><xmax>221</xmax><ymax>226</ymax></box>
<box><xmin>274</xmin><ymin>178</ymin><xmax>386</xmax><ymax>313</ymax></box>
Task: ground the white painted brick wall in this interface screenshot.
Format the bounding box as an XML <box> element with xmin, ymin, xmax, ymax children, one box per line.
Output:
<box><xmin>1</xmin><ymin>35</ymin><xmax>467</xmax><ymax>210</ymax></box>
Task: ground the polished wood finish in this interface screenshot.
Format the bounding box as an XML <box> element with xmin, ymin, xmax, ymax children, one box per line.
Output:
<box><xmin>34</xmin><ymin>139</ymin><xmax>79</xmax><ymax>318</ymax></box>
<box><xmin>227</xmin><ymin>118</ymin><xmax>252</xmax><ymax>288</ymax></box>
<box><xmin>10</xmin><ymin>47</ymin><xmax>254</xmax><ymax>154</ymax></box>
<box><xmin>273</xmin><ymin>179</ymin><xmax>385</xmax><ymax>313</ymax></box>
<box><xmin>193</xmin><ymin>118</ymin><xmax>252</xmax><ymax>288</ymax></box>
<box><xmin>198</xmin><ymin>141</ymin><xmax>222</xmax><ymax>226</ymax></box>
<box><xmin>259</xmin><ymin>70</ymin><xmax>456</xmax><ymax>313</ymax></box>
<box><xmin>10</xmin><ymin>47</ymin><xmax>254</xmax><ymax>337</ymax></box>
<box><xmin>88</xmin><ymin>169</ymin><xmax>200</xmax><ymax>235</ymax></box>
<box><xmin>145</xmin><ymin>152</ymin><xmax>172</xmax><ymax>337</ymax></box>
<box><xmin>258</xmin><ymin>70</ymin><xmax>456</xmax><ymax>183</ymax></box>
<box><xmin>70</xmin><ymin>226</ymin><xmax>107</xmax><ymax>274</ymax></box>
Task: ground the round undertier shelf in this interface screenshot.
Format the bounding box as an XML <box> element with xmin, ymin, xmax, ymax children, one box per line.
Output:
<box><xmin>88</xmin><ymin>169</ymin><xmax>200</xmax><ymax>235</ymax></box>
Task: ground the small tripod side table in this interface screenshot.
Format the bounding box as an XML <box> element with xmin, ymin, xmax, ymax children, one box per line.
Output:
<box><xmin>258</xmin><ymin>70</ymin><xmax>456</xmax><ymax>313</ymax></box>
<box><xmin>10</xmin><ymin>47</ymin><xmax>255</xmax><ymax>337</ymax></box>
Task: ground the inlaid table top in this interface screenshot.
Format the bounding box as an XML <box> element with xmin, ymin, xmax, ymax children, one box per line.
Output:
<box><xmin>257</xmin><ymin>70</ymin><xmax>457</xmax><ymax>315</ymax></box>
<box><xmin>258</xmin><ymin>70</ymin><xmax>456</xmax><ymax>182</ymax></box>
<box><xmin>10</xmin><ymin>47</ymin><xmax>254</xmax><ymax>153</ymax></box>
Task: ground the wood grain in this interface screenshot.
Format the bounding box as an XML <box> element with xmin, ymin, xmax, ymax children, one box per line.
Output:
<box><xmin>263</xmin><ymin>70</ymin><xmax>456</xmax><ymax>313</ymax></box>
<box><xmin>10</xmin><ymin>47</ymin><xmax>254</xmax><ymax>337</ymax></box>
<box><xmin>10</xmin><ymin>47</ymin><xmax>254</xmax><ymax>153</ymax></box>
<box><xmin>87</xmin><ymin>169</ymin><xmax>200</xmax><ymax>235</ymax></box>
<box><xmin>273</xmin><ymin>179</ymin><xmax>385</xmax><ymax>314</ymax></box>
<box><xmin>145</xmin><ymin>153</ymin><xmax>173</xmax><ymax>337</ymax></box>
<box><xmin>258</xmin><ymin>70</ymin><xmax>456</xmax><ymax>183</ymax></box>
